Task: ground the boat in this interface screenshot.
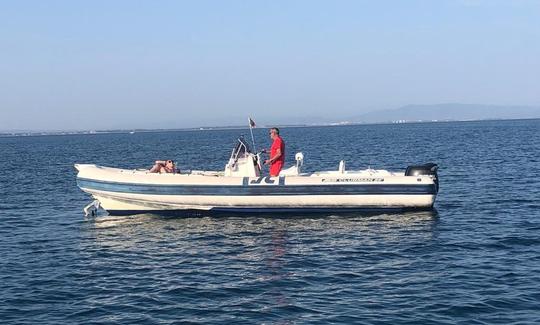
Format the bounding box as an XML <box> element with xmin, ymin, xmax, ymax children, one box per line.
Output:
<box><xmin>75</xmin><ymin>137</ymin><xmax>439</xmax><ymax>215</ymax></box>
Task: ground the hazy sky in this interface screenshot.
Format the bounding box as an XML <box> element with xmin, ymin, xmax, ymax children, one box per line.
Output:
<box><xmin>1</xmin><ymin>0</ymin><xmax>539</xmax><ymax>130</ymax></box>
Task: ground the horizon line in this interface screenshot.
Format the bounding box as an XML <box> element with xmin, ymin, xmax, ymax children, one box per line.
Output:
<box><xmin>2</xmin><ymin>117</ymin><xmax>539</xmax><ymax>138</ymax></box>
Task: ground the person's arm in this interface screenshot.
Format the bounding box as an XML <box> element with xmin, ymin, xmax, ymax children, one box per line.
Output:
<box><xmin>265</xmin><ymin>149</ymin><xmax>282</xmax><ymax>165</ymax></box>
<box><xmin>149</xmin><ymin>161</ymin><xmax>165</xmax><ymax>173</ymax></box>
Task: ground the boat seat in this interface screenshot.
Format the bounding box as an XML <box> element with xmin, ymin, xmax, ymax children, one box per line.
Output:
<box><xmin>279</xmin><ymin>165</ymin><xmax>299</xmax><ymax>176</ymax></box>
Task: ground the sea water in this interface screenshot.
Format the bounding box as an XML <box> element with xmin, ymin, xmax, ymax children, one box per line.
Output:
<box><xmin>1</xmin><ymin>119</ymin><xmax>539</xmax><ymax>324</ymax></box>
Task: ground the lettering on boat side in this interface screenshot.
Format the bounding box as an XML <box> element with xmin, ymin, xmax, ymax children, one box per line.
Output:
<box><xmin>249</xmin><ymin>177</ymin><xmax>274</xmax><ymax>184</ymax></box>
<box><xmin>321</xmin><ymin>178</ymin><xmax>385</xmax><ymax>183</ymax></box>
<box><xmin>246</xmin><ymin>176</ymin><xmax>284</xmax><ymax>186</ymax></box>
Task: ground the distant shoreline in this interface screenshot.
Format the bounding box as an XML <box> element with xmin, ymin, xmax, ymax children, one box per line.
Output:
<box><xmin>1</xmin><ymin>117</ymin><xmax>539</xmax><ymax>138</ymax></box>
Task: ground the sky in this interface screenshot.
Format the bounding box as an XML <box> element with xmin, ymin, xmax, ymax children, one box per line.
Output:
<box><xmin>0</xmin><ymin>0</ymin><xmax>539</xmax><ymax>131</ymax></box>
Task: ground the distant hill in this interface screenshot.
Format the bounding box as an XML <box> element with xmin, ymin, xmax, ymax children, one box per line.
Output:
<box><xmin>352</xmin><ymin>104</ymin><xmax>540</xmax><ymax>123</ymax></box>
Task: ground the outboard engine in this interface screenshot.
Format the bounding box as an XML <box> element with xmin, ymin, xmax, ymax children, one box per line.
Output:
<box><xmin>405</xmin><ymin>163</ymin><xmax>439</xmax><ymax>192</ymax></box>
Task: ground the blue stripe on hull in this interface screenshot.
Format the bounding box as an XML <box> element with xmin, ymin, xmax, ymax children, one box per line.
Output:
<box><xmin>77</xmin><ymin>178</ymin><xmax>437</xmax><ymax>196</ymax></box>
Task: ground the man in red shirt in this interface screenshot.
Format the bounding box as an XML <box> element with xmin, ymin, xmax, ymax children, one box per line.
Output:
<box><xmin>264</xmin><ymin>127</ymin><xmax>285</xmax><ymax>176</ymax></box>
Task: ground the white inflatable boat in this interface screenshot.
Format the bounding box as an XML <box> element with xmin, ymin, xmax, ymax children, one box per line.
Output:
<box><xmin>75</xmin><ymin>137</ymin><xmax>439</xmax><ymax>215</ymax></box>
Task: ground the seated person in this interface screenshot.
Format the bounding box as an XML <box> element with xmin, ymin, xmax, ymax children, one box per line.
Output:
<box><xmin>149</xmin><ymin>159</ymin><xmax>177</xmax><ymax>174</ymax></box>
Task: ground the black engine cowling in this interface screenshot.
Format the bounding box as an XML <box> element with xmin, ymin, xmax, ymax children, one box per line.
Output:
<box><xmin>405</xmin><ymin>163</ymin><xmax>439</xmax><ymax>193</ymax></box>
<box><xmin>405</xmin><ymin>162</ymin><xmax>438</xmax><ymax>176</ymax></box>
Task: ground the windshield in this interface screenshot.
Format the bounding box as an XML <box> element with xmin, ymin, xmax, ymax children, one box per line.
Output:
<box><xmin>230</xmin><ymin>137</ymin><xmax>252</xmax><ymax>161</ymax></box>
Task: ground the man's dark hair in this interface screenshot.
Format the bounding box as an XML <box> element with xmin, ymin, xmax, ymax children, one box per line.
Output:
<box><xmin>271</xmin><ymin>127</ymin><xmax>280</xmax><ymax>135</ymax></box>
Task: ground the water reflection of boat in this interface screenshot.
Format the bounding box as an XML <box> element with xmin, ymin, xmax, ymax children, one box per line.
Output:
<box><xmin>86</xmin><ymin>211</ymin><xmax>439</xmax><ymax>252</ymax></box>
<box><xmin>75</xmin><ymin>137</ymin><xmax>439</xmax><ymax>216</ymax></box>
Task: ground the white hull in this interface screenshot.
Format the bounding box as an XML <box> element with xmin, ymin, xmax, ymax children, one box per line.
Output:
<box><xmin>76</xmin><ymin>164</ymin><xmax>439</xmax><ymax>215</ymax></box>
<box><xmin>91</xmin><ymin>192</ymin><xmax>436</xmax><ymax>212</ymax></box>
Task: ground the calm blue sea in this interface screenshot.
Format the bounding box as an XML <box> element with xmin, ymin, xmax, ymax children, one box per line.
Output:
<box><xmin>1</xmin><ymin>119</ymin><xmax>539</xmax><ymax>324</ymax></box>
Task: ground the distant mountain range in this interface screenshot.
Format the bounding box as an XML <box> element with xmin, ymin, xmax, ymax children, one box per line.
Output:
<box><xmin>351</xmin><ymin>104</ymin><xmax>540</xmax><ymax>123</ymax></box>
